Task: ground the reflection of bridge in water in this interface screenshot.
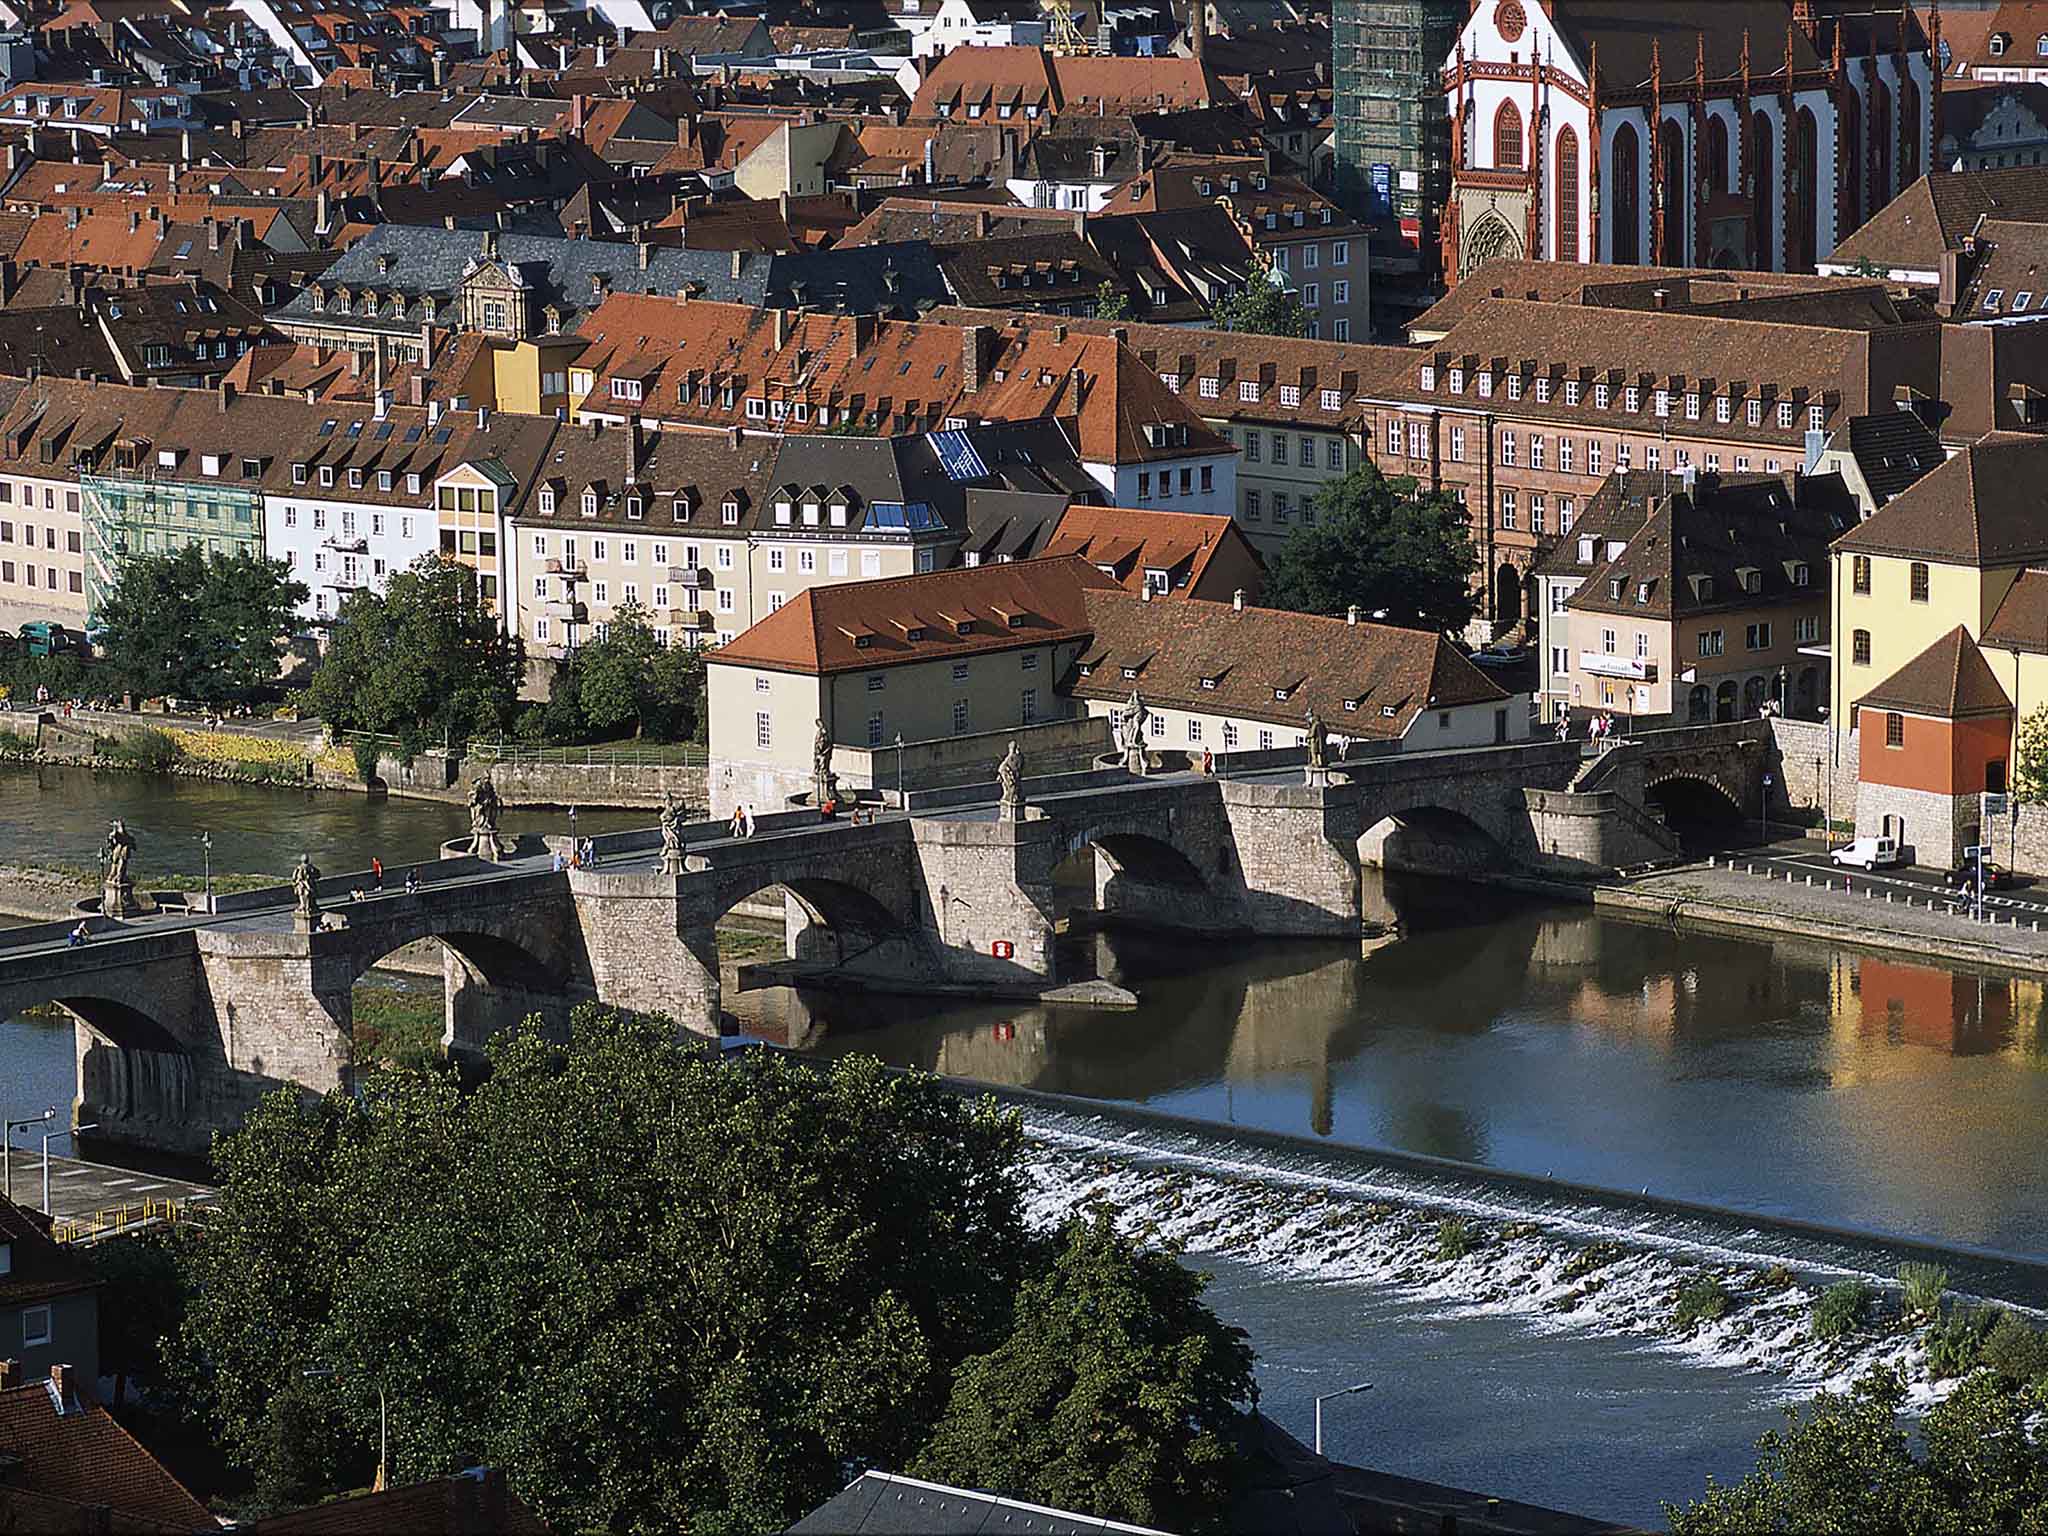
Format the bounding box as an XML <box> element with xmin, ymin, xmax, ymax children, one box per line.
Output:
<box><xmin>0</xmin><ymin>723</ymin><xmax>1773</xmax><ymax>1154</ymax></box>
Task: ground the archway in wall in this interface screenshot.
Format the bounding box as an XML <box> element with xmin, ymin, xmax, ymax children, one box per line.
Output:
<box><xmin>1752</xmin><ymin>112</ymin><xmax>1776</xmax><ymax>269</ymax></box>
<box><xmin>1658</xmin><ymin>117</ymin><xmax>1687</xmax><ymax>264</ymax></box>
<box><xmin>1795</xmin><ymin>666</ymin><xmax>1818</xmax><ymax>718</ymax></box>
<box><xmin>715</xmin><ymin>874</ymin><xmax>919</xmax><ymax>982</ymax></box>
<box><xmin>1687</xmin><ymin>684</ymin><xmax>1711</xmax><ymax>723</ymax></box>
<box><xmin>1646</xmin><ymin>775</ymin><xmax>1748</xmax><ymax>852</ymax></box>
<box><xmin>1359</xmin><ymin>807</ymin><xmax>1506</xmax><ymax>876</ymax></box>
<box><xmin>1708</xmin><ymin>115</ymin><xmax>1730</xmax><ymax>196</ymax></box>
<box><xmin>1494</xmin><ymin>563</ymin><xmax>1524</xmax><ymax>627</ymax></box>
<box><xmin>1461</xmin><ymin>214</ymin><xmax>1523</xmax><ymax>277</ymax></box>
<box><xmin>1613</xmin><ymin>122</ymin><xmax>1642</xmax><ymax>263</ymax></box>
<box><xmin>1715</xmin><ymin>680</ymin><xmax>1738</xmax><ymax>722</ymax></box>
<box><xmin>1053</xmin><ymin>830</ymin><xmax>1212</xmax><ymax>925</ymax></box>
<box><xmin>1743</xmin><ymin>676</ymin><xmax>1769</xmax><ymax>716</ymax></box>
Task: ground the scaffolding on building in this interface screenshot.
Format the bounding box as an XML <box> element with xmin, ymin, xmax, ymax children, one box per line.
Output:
<box><xmin>1333</xmin><ymin>0</ymin><xmax>1461</xmax><ymax>228</ymax></box>
<box><xmin>80</xmin><ymin>470</ymin><xmax>262</xmax><ymax>617</ymax></box>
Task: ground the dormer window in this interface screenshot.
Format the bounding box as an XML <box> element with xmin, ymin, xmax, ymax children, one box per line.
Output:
<box><xmin>1200</xmin><ymin>675</ymin><xmax>1217</xmax><ymax>689</ymax></box>
<box><xmin>1609</xmin><ymin>578</ymin><xmax>1624</xmax><ymax>600</ymax></box>
<box><xmin>1595</xmin><ymin>382</ymin><xmax>1611</xmax><ymax>409</ymax></box>
<box><xmin>319</xmin><ymin>465</ymin><xmax>335</xmax><ymax>487</ymax></box>
<box><xmin>1420</xmin><ymin>366</ymin><xmax>1437</xmax><ymax>391</ymax></box>
<box><xmin>347</xmin><ymin>468</ymin><xmax>363</xmax><ymax>488</ymax></box>
<box><xmin>626</xmin><ymin>496</ymin><xmax>644</xmax><ymax>521</ymax></box>
<box><xmin>1273</xmin><ymin>686</ymin><xmax>1290</xmax><ymax>701</ymax></box>
<box><xmin>1448</xmin><ymin>368</ymin><xmax>1464</xmax><ymax>393</ymax></box>
<box><xmin>1636</xmin><ymin>583</ymin><xmax>1650</xmax><ymax>605</ymax></box>
<box><xmin>1684</xmin><ymin>393</ymin><xmax>1701</xmax><ymax>420</ymax></box>
<box><xmin>1578</xmin><ymin>537</ymin><xmax>1595</xmax><ymax>562</ymax></box>
<box><xmin>581</xmin><ymin>490</ymin><xmax>599</xmax><ymax>517</ymax></box>
<box><xmin>722</xmin><ymin>500</ymin><xmax>739</xmax><ymax>524</ymax></box>
<box><xmin>1535</xmin><ymin>377</ymin><xmax>1551</xmax><ymax>403</ymax></box>
<box><xmin>1122</xmin><ymin>665</ymin><xmax>1141</xmax><ymax>680</ymax></box>
<box><xmin>1794</xmin><ymin>562</ymin><xmax>1811</xmax><ymax>586</ymax></box>
<box><xmin>538</xmin><ymin>488</ymin><xmax>556</xmax><ymax>515</ymax></box>
<box><xmin>1343</xmin><ymin>698</ymin><xmax>1358</xmax><ymax>711</ymax></box>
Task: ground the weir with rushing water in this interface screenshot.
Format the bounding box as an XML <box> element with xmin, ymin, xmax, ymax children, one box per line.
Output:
<box><xmin>4</xmin><ymin>765</ymin><xmax>2047</xmax><ymax>1525</ymax></box>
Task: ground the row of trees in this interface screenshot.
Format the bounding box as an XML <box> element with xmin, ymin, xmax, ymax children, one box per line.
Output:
<box><xmin>127</xmin><ymin>1009</ymin><xmax>1254</xmax><ymax>1532</ymax></box>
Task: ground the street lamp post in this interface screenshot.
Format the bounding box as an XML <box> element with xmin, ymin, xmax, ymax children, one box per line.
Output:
<box><xmin>893</xmin><ymin>733</ymin><xmax>905</xmax><ymax>810</ymax></box>
<box><xmin>303</xmin><ymin>1367</ymin><xmax>389</xmax><ymax>1491</ymax></box>
<box><xmin>199</xmin><ymin>831</ymin><xmax>212</xmax><ymax>913</ymax></box>
<box><xmin>3</xmin><ymin>1108</ymin><xmax>55</xmax><ymax>1202</ymax></box>
<box><xmin>43</xmin><ymin>1122</ymin><xmax>93</xmax><ymax>1213</ymax></box>
<box><xmin>1313</xmin><ymin>1380</ymin><xmax>1373</xmax><ymax>1457</ymax></box>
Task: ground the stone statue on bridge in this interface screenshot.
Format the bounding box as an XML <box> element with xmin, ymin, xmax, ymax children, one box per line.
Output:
<box><xmin>812</xmin><ymin>718</ymin><xmax>838</xmax><ymax>804</ymax></box>
<box><xmin>468</xmin><ymin>773</ymin><xmax>504</xmax><ymax>860</ymax></box>
<box><xmin>659</xmin><ymin>790</ymin><xmax>687</xmax><ymax>874</ymax></box>
<box><xmin>101</xmin><ymin>820</ymin><xmax>137</xmax><ymax>917</ymax></box>
<box><xmin>1303</xmin><ymin>706</ymin><xmax>1330</xmax><ymax>783</ymax></box>
<box><xmin>997</xmin><ymin>739</ymin><xmax>1024</xmax><ymax>821</ymax></box>
<box><xmin>1114</xmin><ymin>690</ymin><xmax>1150</xmax><ymax>775</ymax></box>
<box><xmin>291</xmin><ymin>852</ymin><xmax>320</xmax><ymax>930</ymax></box>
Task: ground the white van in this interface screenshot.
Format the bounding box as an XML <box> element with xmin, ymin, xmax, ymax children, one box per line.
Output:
<box><xmin>1830</xmin><ymin>836</ymin><xmax>1902</xmax><ymax>870</ymax></box>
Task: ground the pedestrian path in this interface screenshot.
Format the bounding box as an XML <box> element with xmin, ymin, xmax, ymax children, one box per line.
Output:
<box><xmin>1</xmin><ymin>1147</ymin><xmax>215</xmax><ymax>1227</ymax></box>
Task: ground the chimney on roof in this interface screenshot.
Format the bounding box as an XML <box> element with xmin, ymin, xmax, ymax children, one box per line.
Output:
<box><xmin>309</xmin><ymin>151</ymin><xmax>324</xmax><ymax>186</ymax></box>
<box><xmin>597</xmin><ymin>39</ymin><xmax>608</xmax><ymax>68</ymax></box>
<box><xmin>0</xmin><ymin>1360</ymin><xmax>15</xmax><ymax>1391</ymax></box>
<box><xmin>975</xmin><ymin>208</ymin><xmax>990</xmax><ymax>239</ymax></box>
<box><xmin>316</xmin><ymin>188</ymin><xmax>331</xmax><ymax>236</ymax></box>
<box><xmin>431</xmin><ymin>52</ymin><xmax>447</xmax><ymax>90</ymax></box>
<box><xmin>47</xmin><ymin>1365</ymin><xmax>81</xmax><ymax>1413</ymax></box>
<box><xmin>218</xmin><ymin>379</ymin><xmax>235</xmax><ymax>413</ymax></box>
<box><xmin>208</xmin><ymin>218</ymin><xmax>220</xmax><ymax>253</ymax></box>
<box><xmin>1347</xmin><ymin>604</ymin><xmax>1359</xmax><ymax>625</ymax></box>
<box><xmin>774</xmin><ymin>308</ymin><xmax>787</xmax><ymax>349</ymax></box>
<box><xmin>962</xmin><ymin>324</ymin><xmax>990</xmax><ymax>392</ymax></box>
<box><xmin>1651</xmin><ymin>288</ymin><xmax>1669</xmax><ymax>310</ymax></box>
<box><xmin>1140</xmin><ymin>581</ymin><xmax>1153</xmax><ymax>602</ymax></box>
<box><xmin>1232</xmin><ymin>587</ymin><xmax>1244</xmax><ymax>612</ymax></box>
<box><xmin>409</xmin><ymin>374</ymin><xmax>425</xmax><ymax>407</ymax></box>
<box><xmin>428</xmin><ymin>399</ymin><xmax>442</xmax><ymax>427</ymax></box>
<box><xmin>626</xmin><ymin>417</ymin><xmax>640</xmax><ymax>483</ymax></box>
<box><xmin>350</xmin><ymin>348</ymin><xmax>362</xmax><ymax>378</ymax></box>
<box><xmin>128</xmin><ymin>210</ymin><xmax>138</xmax><ymax>233</ymax></box>
<box><xmin>1072</xmin><ymin>209</ymin><xmax>1087</xmax><ymax>239</ymax></box>
<box><xmin>64</xmin><ymin>206</ymin><xmax>77</xmax><ymax>229</ymax></box>
<box><xmin>0</xmin><ymin>259</ymin><xmax>15</xmax><ymax>306</ymax></box>
<box><xmin>375</xmin><ymin>387</ymin><xmax>390</xmax><ymax>421</ymax></box>
<box><xmin>422</xmin><ymin>322</ymin><xmax>438</xmax><ymax>365</ymax></box>
<box><xmin>638</xmin><ymin>240</ymin><xmax>651</xmax><ymax>272</ymax></box>
<box><xmin>731</xmin><ymin>249</ymin><xmax>745</xmax><ymax>281</ymax></box>
<box><xmin>179</xmin><ymin>127</ymin><xmax>191</xmax><ymax>165</ymax></box>
<box><xmin>728</xmin><ymin>425</ymin><xmax>742</xmax><ymax>449</ymax></box>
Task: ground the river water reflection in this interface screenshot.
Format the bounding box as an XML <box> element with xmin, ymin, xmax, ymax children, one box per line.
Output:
<box><xmin>751</xmin><ymin>875</ymin><xmax>2048</xmax><ymax>1256</ymax></box>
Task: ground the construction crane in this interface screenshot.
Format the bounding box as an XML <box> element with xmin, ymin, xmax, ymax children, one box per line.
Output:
<box><xmin>1046</xmin><ymin>0</ymin><xmax>1092</xmax><ymax>55</ymax></box>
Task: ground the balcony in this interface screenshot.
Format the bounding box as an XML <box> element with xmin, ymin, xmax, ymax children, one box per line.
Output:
<box><xmin>321</xmin><ymin>534</ymin><xmax>368</xmax><ymax>554</ymax></box>
<box><xmin>543</xmin><ymin>598</ymin><xmax>588</xmax><ymax>622</ymax></box>
<box><xmin>1579</xmin><ymin>652</ymin><xmax>1658</xmax><ymax>682</ymax></box>
<box><xmin>666</xmin><ymin>608</ymin><xmax>715</xmax><ymax>630</ymax></box>
<box><xmin>667</xmin><ymin>565</ymin><xmax>712</xmax><ymax>586</ymax></box>
<box><xmin>546</xmin><ymin>557</ymin><xmax>587</xmax><ymax>580</ymax></box>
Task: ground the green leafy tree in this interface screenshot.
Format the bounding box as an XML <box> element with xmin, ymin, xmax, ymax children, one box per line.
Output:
<box><xmin>2016</xmin><ymin>702</ymin><xmax>2048</xmax><ymax>803</ymax></box>
<box><xmin>91</xmin><ymin>1232</ymin><xmax>185</xmax><ymax>1406</ymax></box>
<box><xmin>1263</xmin><ymin>463</ymin><xmax>1479</xmax><ymax>633</ymax></box>
<box><xmin>646</xmin><ymin>640</ymin><xmax>710</xmax><ymax>743</ymax></box>
<box><xmin>1667</xmin><ymin>1368</ymin><xmax>2048</xmax><ymax>1534</ymax></box>
<box><xmin>170</xmin><ymin>1009</ymin><xmax>1048</xmax><ymax>1530</ymax></box>
<box><xmin>1211</xmin><ymin>254</ymin><xmax>1309</xmax><ymax>337</ymax></box>
<box><xmin>1094</xmin><ymin>281</ymin><xmax>1133</xmax><ymax>321</ymax></box>
<box><xmin>95</xmin><ymin>546</ymin><xmax>307</xmax><ymax>706</ymax></box>
<box><xmin>303</xmin><ymin>555</ymin><xmax>523</xmax><ymax>753</ymax></box>
<box><xmin>913</xmin><ymin>1212</ymin><xmax>1254</xmax><ymax>1532</ymax></box>
<box><xmin>575</xmin><ymin>599</ymin><xmax>662</xmax><ymax>737</ymax></box>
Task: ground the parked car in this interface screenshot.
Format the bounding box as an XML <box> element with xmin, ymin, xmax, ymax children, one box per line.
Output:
<box><xmin>16</xmin><ymin>621</ymin><xmax>83</xmax><ymax>657</ymax></box>
<box><xmin>1831</xmin><ymin>836</ymin><xmax>1902</xmax><ymax>870</ymax></box>
<box><xmin>1470</xmin><ymin>647</ymin><xmax>1527</xmax><ymax>669</ymax></box>
<box><xmin>1953</xmin><ymin>856</ymin><xmax>2013</xmax><ymax>891</ymax></box>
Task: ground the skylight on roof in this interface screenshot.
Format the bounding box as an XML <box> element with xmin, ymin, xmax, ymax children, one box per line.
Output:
<box><xmin>318</xmin><ymin>419</ymin><xmax>337</xmax><ymax>436</ymax></box>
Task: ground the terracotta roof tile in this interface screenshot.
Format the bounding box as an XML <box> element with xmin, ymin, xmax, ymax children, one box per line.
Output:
<box><xmin>1855</xmin><ymin>625</ymin><xmax>2013</xmax><ymax>718</ymax></box>
<box><xmin>0</xmin><ymin>1372</ymin><xmax>213</xmax><ymax>1530</ymax></box>
<box><xmin>1984</xmin><ymin>565</ymin><xmax>2048</xmax><ymax>655</ymax></box>
<box><xmin>1069</xmin><ymin>590</ymin><xmax>1506</xmax><ymax>737</ymax></box>
<box><xmin>1042</xmin><ymin>503</ymin><xmax>1263</xmax><ymax>601</ymax></box>
<box><xmin>1836</xmin><ymin>432</ymin><xmax>2048</xmax><ymax>564</ymax></box>
<box><xmin>713</xmin><ymin>554</ymin><xmax>1117</xmax><ymax>674</ymax></box>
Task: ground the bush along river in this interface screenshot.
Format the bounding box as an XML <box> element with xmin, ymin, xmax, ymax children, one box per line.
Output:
<box><xmin>7</xmin><ymin>772</ymin><xmax>2048</xmax><ymax>1525</ymax></box>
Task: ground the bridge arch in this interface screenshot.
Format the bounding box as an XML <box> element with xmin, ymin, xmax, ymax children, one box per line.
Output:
<box><xmin>18</xmin><ymin>989</ymin><xmax>198</xmax><ymax>1138</ymax></box>
<box><xmin>1358</xmin><ymin>804</ymin><xmax>1507</xmax><ymax>875</ymax></box>
<box><xmin>1645</xmin><ymin>772</ymin><xmax>1747</xmax><ymax>849</ymax></box>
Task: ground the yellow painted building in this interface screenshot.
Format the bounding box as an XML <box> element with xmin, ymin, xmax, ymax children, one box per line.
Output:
<box><xmin>1831</xmin><ymin>436</ymin><xmax>2048</xmax><ymax>735</ymax></box>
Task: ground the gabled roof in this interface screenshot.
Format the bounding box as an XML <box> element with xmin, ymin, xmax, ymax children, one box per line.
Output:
<box><xmin>1855</xmin><ymin>625</ymin><xmax>2014</xmax><ymax>719</ymax></box>
<box><xmin>1831</xmin><ymin>411</ymin><xmax>1947</xmax><ymax>508</ymax></box>
<box><xmin>712</xmin><ymin>554</ymin><xmax>1117</xmax><ymax>674</ymax></box>
<box><xmin>1043</xmin><ymin>502</ymin><xmax>1262</xmax><ymax>600</ymax></box>
<box><xmin>1546</xmin><ymin>0</ymin><xmax>1825</xmax><ymax>89</ymax></box>
<box><xmin>0</xmin><ymin>1369</ymin><xmax>213</xmax><ymax>1531</ymax></box>
<box><xmin>1070</xmin><ymin>589</ymin><xmax>1507</xmax><ymax>737</ymax></box>
<box><xmin>1835</xmin><ymin>432</ymin><xmax>2048</xmax><ymax>564</ymax></box>
<box><xmin>1831</xmin><ymin>167</ymin><xmax>2048</xmax><ymax>274</ymax></box>
<box><xmin>1984</xmin><ymin>565</ymin><xmax>2048</xmax><ymax>655</ymax></box>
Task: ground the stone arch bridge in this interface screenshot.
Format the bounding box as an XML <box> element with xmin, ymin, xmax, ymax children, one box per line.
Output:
<box><xmin>0</xmin><ymin>722</ymin><xmax>1770</xmax><ymax>1155</ymax></box>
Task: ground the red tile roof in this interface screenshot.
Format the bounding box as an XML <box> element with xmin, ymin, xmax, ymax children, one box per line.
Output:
<box><xmin>713</xmin><ymin>554</ymin><xmax>1118</xmax><ymax>674</ymax></box>
<box><xmin>0</xmin><ymin>1372</ymin><xmax>215</xmax><ymax>1531</ymax></box>
<box><xmin>1043</xmin><ymin>502</ymin><xmax>1263</xmax><ymax>601</ymax></box>
<box><xmin>1855</xmin><ymin>625</ymin><xmax>2014</xmax><ymax>719</ymax></box>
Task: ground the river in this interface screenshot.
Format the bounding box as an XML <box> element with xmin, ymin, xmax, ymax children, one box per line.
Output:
<box><xmin>5</xmin><ymin>772</ymin><xmax>2048</xmax><ymax>1525</ymax></box>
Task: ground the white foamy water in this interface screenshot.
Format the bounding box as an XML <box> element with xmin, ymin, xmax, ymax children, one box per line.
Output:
<box><xmin>1018</xmin><ymin>1112</ymin><xmax>2040</xmax><ymax>1410</ymax></box>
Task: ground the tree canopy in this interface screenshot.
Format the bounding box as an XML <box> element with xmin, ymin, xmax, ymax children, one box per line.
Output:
<box><xmin>1211</xmin><ymin>255</ymin><xmax>1310</xmax><ymax>338</ymax></box>
<box><xmin>1668</xmin><ymin>1368</ymin><xmax>2048</xmax><ymax>1535</ymax></box>
<box><xmin>913</xmin><ymin>1213</ymin><xmax>1254</xmax><ymax>1532</ymax></box>
<box><xmin>164</xmin><ymin>1008</ymin><xmax>1252</xmax><ymax>1531</ymax></box>
<box><xmin>518</xmin><ymin>603</ymin><xmax>709</xmax><ymax>745</ymax></box>
<box><xmin>2016</xmin><ymin>703</ymin><xmax>2048</xmax><ymax>803</ymax></box>
<box><xmin>1262</xmin><ymin>463</ymin><xmax>1479</xmax><ymax>633</ymax></box>
<box><xmin>302</xmin><ymin>555</ymin><xmax>523</xmax><ymax>753</ymax></box>
<box><xmin>95</xmin><ymin>546</ymin><xmax>307</xmax><ymax>706</ymax></box>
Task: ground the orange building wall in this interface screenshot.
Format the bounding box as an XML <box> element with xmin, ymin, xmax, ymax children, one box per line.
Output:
<box><xmin>1858</xmin><ymin>707</ymin><xmax>2011</xmax><ymax>795</ymax></box>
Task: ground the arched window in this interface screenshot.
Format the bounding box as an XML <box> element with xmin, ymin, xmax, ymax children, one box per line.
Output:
<box><xmin>1752</xmin><ymin>111</ymin><xmax>1775</xmax><ymax>268</ymax></box>
<box><xmin>1554</xmin><ymin>125</ymin><xmax>1580</xmax><ymax>260</ymax></box>
<box><xmin>1658</xmin><ymin>116</ymin><xmax>1687</xmax><ymax>264</ymax></box>
<box><xmin>1795</xmin><ymin>106</ymin><xmax>1821</xmax><ymax>270</ymax></box>
<box><xmin>1873</xmin><ymin>78</ymin><xmax>1893</xmax><ymax>205</ymax></box>
<box><xmin>1708</xmin><ymin>114</ymin><xmax>1730</xmax><ymax>194</ymax></box>
<box><xmin>1900</xmin><ymin>76</ymin><xmax>1922</xmax><ymax>182</ymax></box>
<box><xmin>1494</xmin><ymin>100</ymin><xmax>1523</xmax><ymax>170</ymax></box>
<box><xmin>1613</xmin><ymin>121</ymin><xmax>1641</xmax><ymax>263</ymax></box>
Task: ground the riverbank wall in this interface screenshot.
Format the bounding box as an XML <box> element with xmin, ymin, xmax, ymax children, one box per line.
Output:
<box><xmin>21</xmin><ymin>708</ymin><xmax>706</xmax><ymax>810</ymax></box>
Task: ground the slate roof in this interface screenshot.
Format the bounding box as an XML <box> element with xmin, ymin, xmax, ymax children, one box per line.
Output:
<box><xmin>0</xmin><ymin>1197</ymin><xmax>97</xmax><ymax>1311</ymax></box>
<box><xmin>1547</xmin><ymin>0</ymin><xmax>1824</xmax><ymax>89</ymax></box>
<box><xmin>1836</xmin><ymin>433</ymin><xmax>2048</xmax><ymax>563</ymax></box>
<box><xmin>271</xmin><ymin>225</ymin><xmax>769</xmax><ymax>338</ymax></box>
<box><xmin>1071</xmin><ymin>589</ymin><xmax>1508</xmax><ymax>738</ymax></box>
<box><xmin>1855</xmin><ymin>625</ymin><xmax>2014</xmax><ymax>719</ymax></box>
<box><xmin>1831</xmin><ymin>411</ymin><xmax>1947</xmax><ymax>509</ymax></box>
<box><xmin>713</xmin><ymin>554</ymin><xmax>1117</xmax><ymax>675</ymax></box>
<box><xmin>525</xmin><ymin>420</ymin><xmax>779</xmax><ymax>538</ymax></box>
<box><xmin>1565</xmin><ymin>473</ymin><xmax>1853</xmax><ymax>621</ymax></box>
<box><xmin>1830</xmin><ymin>167</ymin><xmax>2048</xmax><ymax>274</ymax></box>
<box><xmin>1527</xmin><ymin>470</ymin><xmax>1671</xmax><ymax>579</ymax></box>
<box><xmin>766</xmin><ymin>241</ymin><xmax>952</xmax><ymax>316</ymax></box>
<box><xmin>790</xmin><ymin>1471</ymin><xmax>1164</xmax><ymax>1535</ymax></box>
